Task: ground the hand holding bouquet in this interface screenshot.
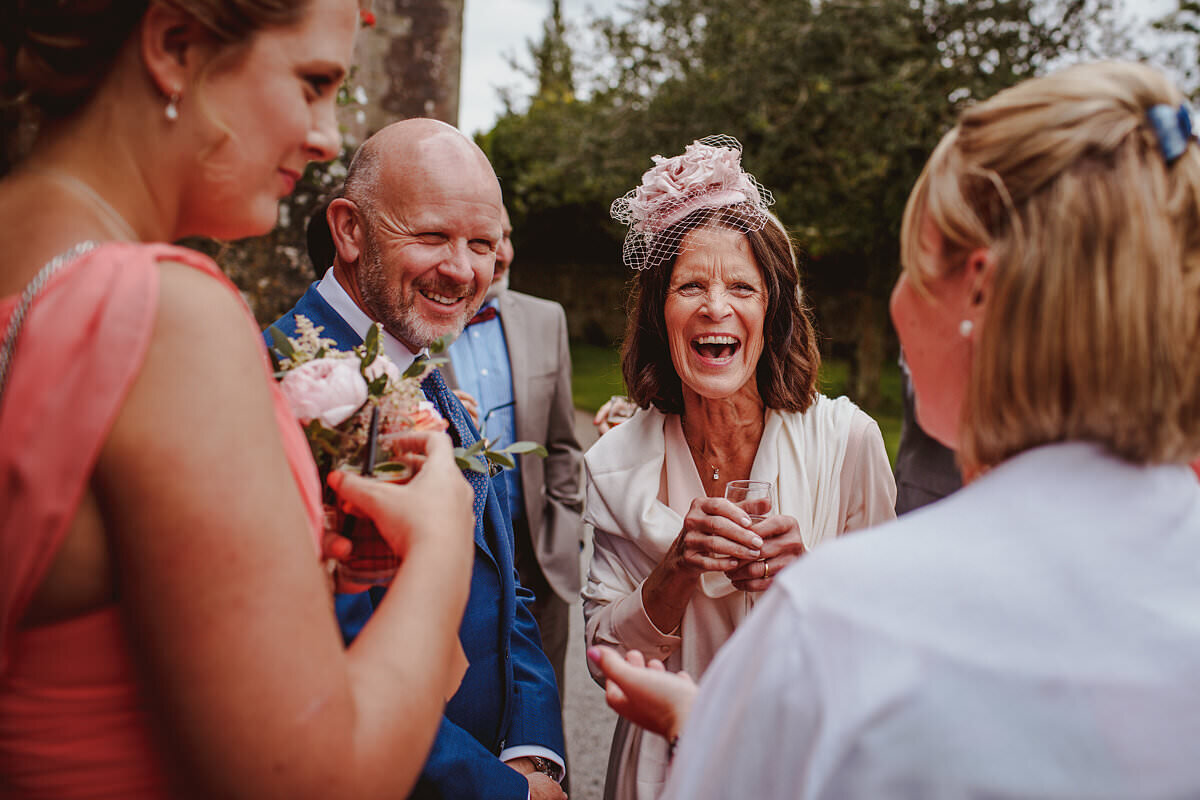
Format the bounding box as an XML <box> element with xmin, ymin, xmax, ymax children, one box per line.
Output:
<box><xmin>270</xmin><ymin>316</ymin><xmax>548</xmax><ymax>584</ymax></box>
<box><xmin>271</xmin><ymin>316</ymin><xmax>448</xmax><ymax>584</ymax></box>
<box><xmin>271</xmin><ymin>316</ymin><xmax>447</xmax><ymax>482</ymax></box>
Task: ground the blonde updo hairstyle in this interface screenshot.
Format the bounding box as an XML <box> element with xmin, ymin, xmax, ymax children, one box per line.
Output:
<box><xmin>0</xmin><ymin>1</ymin><xmax>331</xmax><ymax>173</ymax></box>
<box><xmin>900</xmin><ymin>61</ymin><xmax>1200</xmax><ymax>472</ymax></box>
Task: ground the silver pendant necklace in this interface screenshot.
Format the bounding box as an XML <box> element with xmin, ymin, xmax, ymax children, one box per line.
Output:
<box><xmin>682</xmin><ymin>412</ymin><xmax>721</xmax><ymax>483</ymax></box>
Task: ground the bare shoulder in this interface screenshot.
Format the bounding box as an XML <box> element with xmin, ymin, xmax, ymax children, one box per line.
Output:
<box><xmin>154</xmin><ymin>257</ymin><xmax>255</xmax><ymax>334</ymax></box>
<box><xmin>148</xmin><ymin>256</ymin><xmax>278</xmax><ymax>377</ymax></box>
<box><xmin>108</xmin><ymin>256</ymin><xmax>282</xmax><ymax>466</ymax></box>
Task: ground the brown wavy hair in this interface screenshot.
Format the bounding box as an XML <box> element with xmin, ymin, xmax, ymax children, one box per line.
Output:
<box><xmin>621</xmin><ymin>205</ymin><xmax>821</xmax><ymax>415</ymax></box>
<box><xmin>901</xmin><ymin>61</ymin><xmax>1200</xmax><ymax>471</ymax></box>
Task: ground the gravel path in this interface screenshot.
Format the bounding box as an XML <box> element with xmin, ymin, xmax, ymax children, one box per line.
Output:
<box><xmin>562</xmin><ymin>411</ymin><xmax>619</xmax><ymax>800</ymax></box>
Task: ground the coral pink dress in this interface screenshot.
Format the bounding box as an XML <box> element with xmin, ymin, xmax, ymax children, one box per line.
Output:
<box><xmin>0</xmin><ymin>242</ymin><xmax>323</xmax><ymax>797</ymax></box>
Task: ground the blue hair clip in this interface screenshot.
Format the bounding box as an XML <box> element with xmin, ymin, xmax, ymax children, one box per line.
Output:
<box><xmin>1147</xmin><ymin>103</ymin><xmax>1195</xmax><ymax>165</ymax></box>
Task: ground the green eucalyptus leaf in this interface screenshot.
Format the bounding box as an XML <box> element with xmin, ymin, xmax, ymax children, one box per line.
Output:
<box><xmin>503</xmin><ymin>441</ymin><xmax>548</xmax><ymax>458</ymax></box>
<box><xmin>454</xmin><ymin>449</ymin><xmax>488</xmax><ymax>473</ymax></box>
<box><xmin>465</xmin><ymin>438</ymin><xmax>486</xmax><ymax>455</ymax></box>
<box><xmin>368</xmin><ymin>375</ymin><xmax>388</xmax><ymax>396</ymax></box>
<box><xmin>402</xmin><ymin>360</ymin><xmax>427</xmax><ymax>379</ymax></box>
<box><xmin>484</xmin><ymin>451</ymin><xmax>516</xmax><ymax>469</ymax></box>
<box><xmin>363</xmin><ymin>324</ymin><xmax>380</xmax><ymax>366</ymax></box>
<box><xmin>269</xmin><ymin>327</ymin><xmax>296</xmax><ymax>360</ymax></box>
<box><xmin>429</xmin><ymin>334</ymin><xmax>453</xmax><ymax>355</ymax></box>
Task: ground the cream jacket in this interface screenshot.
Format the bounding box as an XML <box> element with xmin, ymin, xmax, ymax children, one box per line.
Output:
<box><xmin>582</xmin><ymin>396</ymin><xmax>897</xmax><ymax>800</ymax></box>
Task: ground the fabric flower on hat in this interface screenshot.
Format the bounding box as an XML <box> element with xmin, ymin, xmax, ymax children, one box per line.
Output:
<box><xmin>627</xmin><ymin>142</ymin><xmax>760</xmax><ymax>234</ymax></box>
<box><xmin>610</xmin><ymin>134</ymin><xmax>774</xmax><ymax>270</ymax></box>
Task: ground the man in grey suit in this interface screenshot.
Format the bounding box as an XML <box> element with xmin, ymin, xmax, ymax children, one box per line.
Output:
<box><xmin>443</xmin><ymin>204</ymin><xmax>585</xmax><ymax>702</ymax></box>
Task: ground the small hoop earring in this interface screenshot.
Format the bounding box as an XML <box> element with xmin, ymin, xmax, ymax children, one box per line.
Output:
<box><xmin>165</xmin><ymin>93</ymin><xmax>181</xmax><ymax>122</ymax></box>
<box><xmin>959</xmin><ymin>319</ymin><xmax>974</xmax><ymax>338</ymax></box>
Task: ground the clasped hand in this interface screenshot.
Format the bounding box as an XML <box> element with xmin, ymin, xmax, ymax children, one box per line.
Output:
<box><xmin>670</xmin><ymin>497</ymin><xmax>805</xmax><ymax>593</ymax></box>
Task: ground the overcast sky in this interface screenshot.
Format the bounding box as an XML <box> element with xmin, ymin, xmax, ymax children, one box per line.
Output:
<box><xmin>459</xmin><ymin>0</ymin><xmax>1182</xmax><ymax>137</ymax></box>
<box><xmin>460</xmin><ymin>0</ymin><xmax>624</xmax><ymax>135</ymax></box>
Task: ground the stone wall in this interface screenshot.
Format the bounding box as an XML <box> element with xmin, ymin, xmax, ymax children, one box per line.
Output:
<box><xmin>347</xmin><ymin>0</ymin><xmax>464</xmax><ymax>140</ymax></box>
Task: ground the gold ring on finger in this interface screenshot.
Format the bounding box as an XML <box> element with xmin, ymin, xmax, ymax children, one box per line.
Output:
<box><xmin>762</xmin><ymin>559</ymin><xmax>770</xmax><ymax>580</ymax></box>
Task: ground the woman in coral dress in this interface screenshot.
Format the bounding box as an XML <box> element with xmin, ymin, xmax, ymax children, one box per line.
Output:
<box><xmin>0</xmin><ymin>2</ymin><xmax>475</xmax><ymax>797</ymax></box>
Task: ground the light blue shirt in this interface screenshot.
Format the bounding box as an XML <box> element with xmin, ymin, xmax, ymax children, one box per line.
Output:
<box><xmin>447</xmin><ymin>297</ymin><xmax>524</xmax><ymax>521</ymax></box>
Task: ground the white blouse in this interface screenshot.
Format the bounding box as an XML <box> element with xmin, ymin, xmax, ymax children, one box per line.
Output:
<box><xmin>582</xmin><ymin>395</ymin><xmax>897</xmax><ymax>800</ymax></box>
<box><xmin>661</xmin><ymin>443</ymin><xmax>1200</xmax><ymax>799</ymax></box>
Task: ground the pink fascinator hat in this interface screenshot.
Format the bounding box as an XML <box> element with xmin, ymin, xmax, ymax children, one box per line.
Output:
<box><xmin>610</xmin><ymin>134</ymin><xmax>775</xmax><ymax>271</ymax></box>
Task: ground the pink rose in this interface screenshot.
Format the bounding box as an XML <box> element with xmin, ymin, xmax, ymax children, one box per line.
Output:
<box><xmin>279</xmin><ymin>357</ymin><xmax>368</xmax><ymax>427</ymax></box>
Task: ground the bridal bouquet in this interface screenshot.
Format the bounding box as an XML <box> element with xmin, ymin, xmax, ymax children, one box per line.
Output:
<box><xmin>269</xmin><ymin>316</ymin><xmax>546</xmax><ymax>478</ymax></box>
<box><xmin>269</xmin><ymin>316</ymin><xmax>447</xmax><ymax>482</ymax></box>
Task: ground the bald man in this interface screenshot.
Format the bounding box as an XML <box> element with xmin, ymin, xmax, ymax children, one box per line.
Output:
<box><xmin>267</xmin><ymin>120</ymin><xmax>566</xmax><ymax>800</ymax></box>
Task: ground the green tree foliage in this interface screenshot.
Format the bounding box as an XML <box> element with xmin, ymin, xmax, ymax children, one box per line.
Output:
<box><xmin>483</xmin><ymin>0</ymin><xmax>1125</xmax><ymax>407</ymax></box>
<box><xmin>1155</xmin><ymin>2</ymin><xmax>1200</xmax><ymax>98</ymax></box>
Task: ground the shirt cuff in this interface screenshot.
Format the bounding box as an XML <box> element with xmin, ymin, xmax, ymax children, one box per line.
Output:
<box><xmin>500</xmin><ymin>746</ymin><xmax>565</xmax><ymax>783</ymax></box>
<box><xmin>607</xmin><ymin>582</ymin><xmax>684</xmax><ymax>661</ymax></box>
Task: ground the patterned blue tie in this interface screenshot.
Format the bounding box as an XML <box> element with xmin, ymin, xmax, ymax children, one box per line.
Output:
<box><xmin>421</xmin><ymin>367</ymin><xmax>489</xmax><ymax>524</ymax></box>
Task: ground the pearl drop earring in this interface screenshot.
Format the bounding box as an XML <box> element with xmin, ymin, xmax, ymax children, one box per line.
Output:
<box><xmin>959</xmin><ymin>319</ymin><xmax>974</xmax><ymax>338</ymax></box>
<box><xmin>165</xmin><ymin>93</ymin><xmax>181</xmax><ymax>122</ymax></box>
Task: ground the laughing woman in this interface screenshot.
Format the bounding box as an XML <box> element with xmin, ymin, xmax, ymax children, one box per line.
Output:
<box><xmin>582</xmin><ymin>137</ymin><xmax>897</xmax><ymax>800</ymax></box>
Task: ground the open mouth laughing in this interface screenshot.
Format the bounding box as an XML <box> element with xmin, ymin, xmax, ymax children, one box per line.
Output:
<box><xmin>691</xmin><ymin>334</ymin><xmax>742</xmax><ymax>362</ymax></box>
<box><xmin>415</xmin><ymin>280</ymin><xmax>474</xmax><ymax>312</ymax></box>
<box><xmin>420</xmin><ymin>288</ymin><xmax>468</xmax><ymax>306</ymax></box>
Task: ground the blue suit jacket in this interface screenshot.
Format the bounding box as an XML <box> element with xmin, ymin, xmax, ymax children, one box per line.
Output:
<box><xmin>267</xmin><ymin>282</ymin><xmax>564</xmax><ymax>799</ymax></box>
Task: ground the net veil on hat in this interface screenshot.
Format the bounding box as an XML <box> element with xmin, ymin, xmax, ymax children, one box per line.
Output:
<box><xmin>611</xmin><ymin>134</ymin><xmax>775</xmax><ymax>271</ymax></box>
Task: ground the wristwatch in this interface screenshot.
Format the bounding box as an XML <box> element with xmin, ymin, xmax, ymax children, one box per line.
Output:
<box><xmin>528</xmin><ymin>756</ymin><xmax>563</xmax><ymax>782</ymax></box>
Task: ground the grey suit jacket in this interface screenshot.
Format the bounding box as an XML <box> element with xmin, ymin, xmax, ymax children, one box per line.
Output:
<box><xmin>443</xmin><ymin>289</ymin><xmax>585</xmax><ymax>602</ymax></box>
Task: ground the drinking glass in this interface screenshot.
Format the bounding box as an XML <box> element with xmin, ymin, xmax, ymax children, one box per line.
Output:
<box><xmin>723</xmin><ymin>479</ymin><xmax>774</xmax><ymax>523</ymax></box>
<box><xmin>723</xmin><ymin>479</ymin><xmax>775</xmax><ymax>610</ymax></box>
<box><xmin>330</xmin><ymin>467</ymin><xmax>410</xmax><ymax>586</ymax></box>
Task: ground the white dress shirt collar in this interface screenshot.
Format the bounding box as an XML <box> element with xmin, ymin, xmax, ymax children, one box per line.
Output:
<box><xmin>315</xmin><ymin>267</ymin><xmax>423</xmax><ymax>369</ymax></box>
